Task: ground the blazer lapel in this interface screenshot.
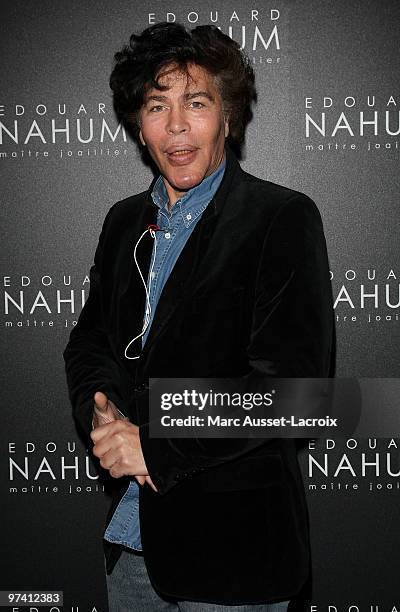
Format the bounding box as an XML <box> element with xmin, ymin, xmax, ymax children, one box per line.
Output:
<box><xmin>118</xmin><ymin>185</ymin><xmax>159</xmax><ymax>361</ymax></box>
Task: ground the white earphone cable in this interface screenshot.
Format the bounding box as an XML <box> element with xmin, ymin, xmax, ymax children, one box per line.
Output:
<box><xmin>124</xmin><ymin>227</ymin><xmax>158</xmax><ymax>360</ymax></box>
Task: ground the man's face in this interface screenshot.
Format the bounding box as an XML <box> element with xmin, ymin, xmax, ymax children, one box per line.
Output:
<box><xmin>138</xmin><ymin>63</ymin><xmax>229</xmax><ymax>206</ymax></box>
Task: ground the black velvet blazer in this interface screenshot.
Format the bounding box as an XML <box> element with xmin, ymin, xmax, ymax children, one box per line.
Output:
<box><xmin>63</xmin><ymin>143</ymin><xmax>334</xmax><ymax>609</ymax></box>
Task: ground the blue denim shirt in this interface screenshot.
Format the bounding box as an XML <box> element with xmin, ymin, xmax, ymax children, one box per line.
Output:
<box><xmin>104</xmin><ymin>154</ymin><xmax>226</xmax><ymax>551</ymax></box>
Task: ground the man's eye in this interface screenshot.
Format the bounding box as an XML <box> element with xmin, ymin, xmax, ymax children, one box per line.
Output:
<box><xmin>149</xmin><ymin>105</ymin><xmax>163</xmax><ymax>112</ymax></box>
<box><xmin>190</xmin><ymin>101</ymin><xmax>205</xmax><ymax>108</ymax></box>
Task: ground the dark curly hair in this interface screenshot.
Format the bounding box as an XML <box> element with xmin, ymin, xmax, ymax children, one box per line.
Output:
<box><xmin>110</xmin><ymin>22</ymin><xmax>257</xmax><ymax>150</ymax></box>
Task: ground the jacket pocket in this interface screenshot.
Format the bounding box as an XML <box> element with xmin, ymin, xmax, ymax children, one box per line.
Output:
<box><xmin>179</xmin><ymin>286</ymin><xmax>247</xmax><ymax>373</ymax></box>
<box><xmin>183</xmin><ymin>286</ymin><xmax>245</xmax><ymax>340</ymax></box>
<box><xmin>190</xmin><ymin>286</ymin><xmax>245</xmax><ymax>314</ymax></box>
<box><xmin>200</xmin><ymin>452</ymin><xmax>285</xmax><ymax>492</ymax></box>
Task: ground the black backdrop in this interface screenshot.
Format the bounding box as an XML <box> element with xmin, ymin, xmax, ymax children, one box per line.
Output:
<box><xmin>2</xmin><ymin>1</ymin><xmax>400</xmax><ymax>609</ymax></box>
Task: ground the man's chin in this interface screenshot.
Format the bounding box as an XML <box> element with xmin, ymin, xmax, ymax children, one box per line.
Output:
<box><xmin>167</xmin><ymin>171</ymin><xmax>204</xmax><ymax>193</ymax></box>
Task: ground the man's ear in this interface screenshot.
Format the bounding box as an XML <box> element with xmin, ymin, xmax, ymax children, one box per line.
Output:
<box><xmin>139</xmin><ymin>129</ymin><xmax>146</xmax><ymax>146</ymax></box>
<box><xmin>224</xmin><ymin>116</ymin><xmax>230</xmax><ymax>138</ymax></box>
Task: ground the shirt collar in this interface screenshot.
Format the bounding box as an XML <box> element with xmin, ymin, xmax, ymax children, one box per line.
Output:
<box><xmin>151</xmin><ymin>153</ymin><xmax>226</xmax><ymax>227</ymax></box>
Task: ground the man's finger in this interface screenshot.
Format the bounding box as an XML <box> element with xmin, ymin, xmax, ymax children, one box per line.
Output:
<box><xmin>91</xmin><ymin>426</ymin><xmax>119</xmax><ymax>453</ymax></box>
<box><xmin>90</xmin><ymin>419</ymin><xmax>139</xmax><ymax>445</ymax></box>
<box><xmin>94</xmin><ymin>391</ymin><xmax>109</xmax><ymax>412</ymax></box>
<box><xmin>90</xmin><ymin>420</ymin><xmax>118</xmax><ymax>443</ymax></box>
<box><xmin>145</xmin><ymin>475</ymin><xmax>158</xmax><ymax>492</ymax></box>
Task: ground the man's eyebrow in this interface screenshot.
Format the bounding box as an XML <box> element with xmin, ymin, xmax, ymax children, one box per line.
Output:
<box><xmin>185</xmin><ymin>91</ymin><xmax>215</xmax><ymax>102</ymax></box>
<box><xmin>144</xmin><ymin>90</ymin><xmax>215</xmax><ymax>104</ymax></box>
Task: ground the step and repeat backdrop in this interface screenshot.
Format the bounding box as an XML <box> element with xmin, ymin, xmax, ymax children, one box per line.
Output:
<box><xmin>2</xmin><ymin>0</ymin><xmax>399</xmax><ymax>609</ymax></box>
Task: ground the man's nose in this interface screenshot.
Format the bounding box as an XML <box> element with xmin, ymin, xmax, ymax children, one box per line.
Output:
<box><xmin>165</xmin><ymin>106</ymin><xmax>190</xmax><ymax>134</ymax></box>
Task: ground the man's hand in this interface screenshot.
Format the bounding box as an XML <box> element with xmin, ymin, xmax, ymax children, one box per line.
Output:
<box><xmin>91</xmin><ymin>392</ymin><xmax>158</xmax><ymax>491</ymax></box>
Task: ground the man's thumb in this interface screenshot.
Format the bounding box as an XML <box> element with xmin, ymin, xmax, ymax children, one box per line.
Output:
<box><xmin>94</xmin><ymin>391</ymin><xmax>108</xmax><ymax>413</ymax></box>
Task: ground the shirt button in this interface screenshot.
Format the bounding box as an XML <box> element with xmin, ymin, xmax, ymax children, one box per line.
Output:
<box><xmin>186</xmin><ymin>214</ymin><xmax>192</xmax><ymax>220</ymax></box>
<box><xmin>134</xmin><ymin>383</ymin><xmax>147</xmax><ymax>392</ymax></box>
<box><xmin>150</xmin><ymin>271</ymin><xmax>155</xmax><ymax>279</ymax></box>
<box><xmin>165</xmin><ymin>232</ymin><xmax>171</xmax><ymax>239</ymax></box>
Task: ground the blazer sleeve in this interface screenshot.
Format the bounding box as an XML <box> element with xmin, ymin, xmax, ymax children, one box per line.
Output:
<box><xmin>139</xmin><ymin>193</ymin><xmax>334</xmax><ymax>494</ymax></box>
<box><xmin>63</xmin><ymin>203</ymin><xmax>127</xmax><ymax>448</ymax></box>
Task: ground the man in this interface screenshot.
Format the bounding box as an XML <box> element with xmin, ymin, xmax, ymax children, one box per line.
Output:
<box><xmin>63</xmin><ymin>22</ymin><xmax>334</xmax><ymax>612</ymax></box>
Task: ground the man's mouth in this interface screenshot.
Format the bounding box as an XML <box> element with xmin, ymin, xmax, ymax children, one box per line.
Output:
<box><xmin>169</xmin><ymin>149</ymin><xmax>194</xmax><ymax>157</ymax></box>
<box><xmin>165</xmin><ymin>147</ymin><xmax>199</xmax><ymax>165</ymax></box>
